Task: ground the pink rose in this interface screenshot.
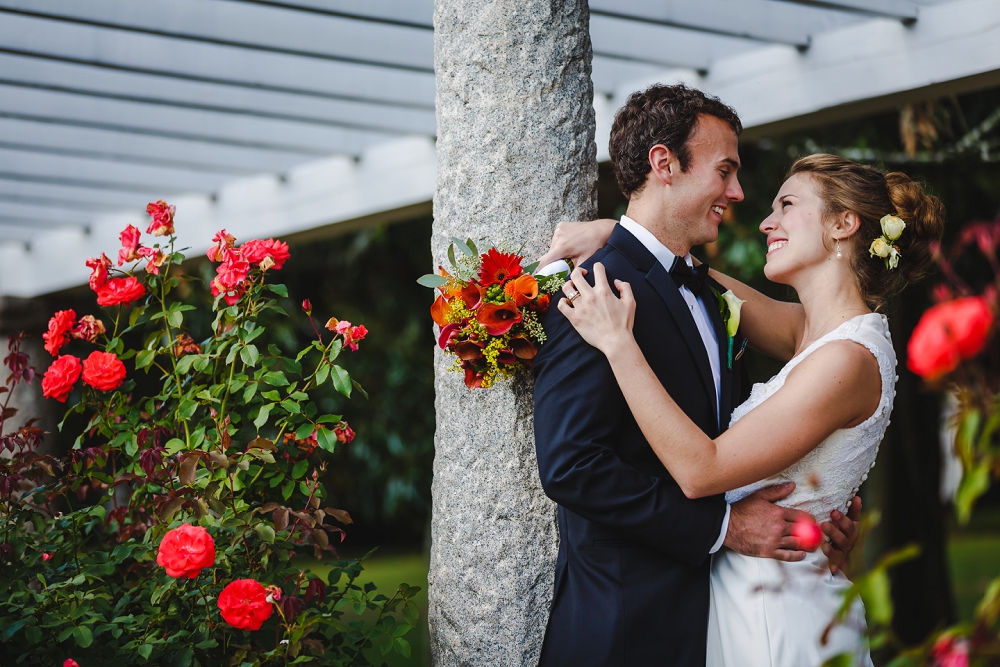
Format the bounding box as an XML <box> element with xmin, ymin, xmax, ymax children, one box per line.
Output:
<box><xmin>146</xmin><ymin>200</ymin><xmax>175</xmax><ymax>236</ymax></box>
<box><xmin>138</xmin><ymin>246</ymin><xmax>167</xmax><ymax>275</ymax></box>
<box><xmin>240</xmin><ymin>238</ymin><xmax>290</xmax><ymax>270</ymax></box>
<box><xmin>118</xmin><ymin>224</ymin><xmax>142</xmax><ymax>265</ymax></box>
<box><xmin>207</xmin><ymin>229</ymin><xmax>236</xmax><ymax>262</ymax></box>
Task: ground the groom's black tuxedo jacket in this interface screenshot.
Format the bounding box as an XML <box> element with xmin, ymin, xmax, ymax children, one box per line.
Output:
<box><xmin>533</xmin><ymin>225</ymin><xmax>748</xmax><ymax>667</ymax></box>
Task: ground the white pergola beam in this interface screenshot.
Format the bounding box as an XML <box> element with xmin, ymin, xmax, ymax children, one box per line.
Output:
<box><xmin>0</xmin><ymin>53</ymin><xmax>436</xmax><ymax>137</ymax></box>
<box><xmin>0</xmin><ymin>0</ymin><xmax>434</xmax><ymax>71</ymax></box>
<box><xmin>599</xmin><ymin>0</ymin><xmax>1000</xmax><ymax>154</ymax></box>
<box><xmin>0</xmin><ymin>179</ymin><xmax>169</xmax><ymax>211</ymax></box>
<box><xmin>774</xmin><ymin>0</ymin><xmax>919</xmax><ymax>21</ymax></box>
<box><xmin>0</xmin><ymin>85</ymin><xmax>396</xmax><ymax>155</ymax></box>
<box><xmin>231</xmin><ymin>0</ymin><xmax>434</xmax><ymax>28</ymax></box>
<box><xmin>0</xmin><ymin>118</ymin><xmax>313</xmax><ymax>174</ymax></box>
<box><xmin>0</xmin><ymin>12</ymin><xmax>435</xmax><ymax>110</ymax></box>
<box><xmin>0</xmin><ymin>136</ymin><xmax>437</xmax><ymax>297</ymax></box>
<box><xmin>590</xmin><ymin>0</ymin><xmax>859</xmax><ymax>48</ymax></box>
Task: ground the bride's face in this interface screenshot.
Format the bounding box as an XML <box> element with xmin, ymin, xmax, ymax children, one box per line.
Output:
<box><xmin>759</xmin><ymin>174</ymin><xmax>832</xmax><ymax>284</ymax></box>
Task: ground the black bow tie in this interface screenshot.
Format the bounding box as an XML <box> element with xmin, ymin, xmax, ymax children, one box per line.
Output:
<box><xmin>670</xmin><ymin>257</ymin><xmax>709</xmax><ymax>293</ymax></box>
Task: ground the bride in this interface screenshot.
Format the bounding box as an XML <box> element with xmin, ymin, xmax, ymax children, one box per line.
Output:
<box><xmin>545</xmin><ymin>153</ymin><xmax>944</xmax><ymax>666</ymax></box>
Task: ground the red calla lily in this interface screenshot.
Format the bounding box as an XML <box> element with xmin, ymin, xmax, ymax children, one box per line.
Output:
<box><xmin>461</xmin><ymin>282</ymin><xmax>485</xmax><ymax>310</ymax></box>
<box><xmin>438</xmin><ymin>322</ymin><xmax>461</xmax><ymax>349</ymax></box>
<box><xmin>510</xmin><ymin>336</ymin><xmax>538</xmax><ymax>359</ymax></box>
<box><xmin>454</xmin><ymin>341</ymin><xmax>485</xmax><ymax>360</ymax></box>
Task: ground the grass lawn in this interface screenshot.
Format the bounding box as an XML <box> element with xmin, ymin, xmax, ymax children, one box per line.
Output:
<box><xmin>300</xmin><ymin>549</ymin><xmax>430</xmax><ymax>667</ymax></box>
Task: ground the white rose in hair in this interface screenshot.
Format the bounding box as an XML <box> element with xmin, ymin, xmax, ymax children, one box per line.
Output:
<box><xmin>869</xmin><ymin>237</ymin><xmax>890</xmax><ymax>258</ymax></box>
<box><xmin>880</xmin><ymin>215</ymin><xmax>906</xmax><ymax>242</ymax></box>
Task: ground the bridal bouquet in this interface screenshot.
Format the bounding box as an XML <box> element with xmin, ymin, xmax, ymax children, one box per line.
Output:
<box><xmin>419</xmin><ymin>239</ymin><xmax>567</xmax><ymax>388</ymax></box>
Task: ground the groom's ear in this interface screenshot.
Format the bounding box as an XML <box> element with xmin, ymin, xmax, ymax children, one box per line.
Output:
<box><xmin>648</xmin><ymin>144</ymin><xmax>676</xmax><ymax>186</ymax></box>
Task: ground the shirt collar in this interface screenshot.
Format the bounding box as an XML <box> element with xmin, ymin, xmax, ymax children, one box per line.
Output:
<box><xmin>618</xmin><ymin>215</ymin><xmax>693</xmax><ymax>272</ymax></box>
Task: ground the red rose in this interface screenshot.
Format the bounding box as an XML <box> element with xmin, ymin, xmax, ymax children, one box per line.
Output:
<box><xmin>81</xmin><ymin>351</ymin><xmax>126</xmax><ymax>391</ymax></box>
<box><xmin>85</xmin><ymin>253</ymin><xmax>111</xmax><ymax>290</ymax></box>
<box><xmin>907</xmin><ymin>297</ymin><xmax>993</xmax><ymax>380</ymax></box>
<box><xmin>216</xmin><ymin>248</ymin><xmax>250</xmax><ymax>289</ymax></box>
<box><xmin>156</xmin><ymin>523</ymin><xmax>215</xmax><ymax>578</ymax></box>
<box><xmin>217</xmin><ymin>579</ymin><xmax>273</xmax><ymax>630</ymax></box>
<box><xmin>43</xmin><ymin>309</ymin><xmax>76</xmax><ymax>356</ymax></box>
<box><xmin>334</xmin><ymin>421</ymin><xmax>355</xmax><ymax>444</ymax></box>
<box><xmin>240</xmin><ymin>238</ymin><xmax>290</xmax><ymax>270</ymax></box>
<box><xmin>146</xmin><ymin>200</ymin><xmax>175</xmax><ymax>236</ymax></box>
<box><xmin>138</xmin><ymin>246</ymin><xmax>167</xmax><ymax>275</ymax></box>
<box><xmin>96</xmin><ymin>276</ymin><xmax>146</xmax><ymax>307</ymax></box>
<box><xmin>64</xmin><ymin>660</ymin><xmax>80</xmax><ymax>667</ymax></box>
<box><xmin>118</xmin><ymin>224</ymin><xmax>142</xmax><ymax>265</ymax></box>
<box><xmin>42</xmin><ymin>355</ymin><xmax>81</xmax><ymax>402</ymax></box>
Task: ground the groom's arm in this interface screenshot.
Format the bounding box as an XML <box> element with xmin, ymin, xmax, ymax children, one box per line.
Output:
<box><xmin>533</xmin><ymin>277</ymin><xmax>727</xmax><ymax>567</ymax></box>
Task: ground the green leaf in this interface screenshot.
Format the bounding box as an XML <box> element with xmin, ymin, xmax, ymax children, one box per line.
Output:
<box><xmin>331</xmin><ymin>366</ymin><xmax>351</xmax><ymax>397</ymax></box>
<box><xmin>138</xmin><ymin>643</ymin><xmax>154</xmax><ymax>660</ymax></box>
<box><xmin>241</xmin><ymin>344</ymin><xmax>260</xmax><ymax>367</ymax></box>
<box><xmin>820</xmin><ymin>654</ymin><xmax>854</xmax><ymax>667</ymax></box>
<box><xmin>447</xmin><ymin>244</ymin><xmax>457</xmax><ymax>270</ymax></box>
<box><xmin>261</xmin><ymin>390</ymin><xmax>282</xmax><ymax>401</ymax></box>
<box><xmin>73</xmin><ymin>625</ymin><xmax>94</xmax><ymax>648</ymax></box>
<box><xmin>254</xmin><ymin>404</ymin><xmax>274</xmax><ymax>430</ymax></box>
<box><xmin>281</xmin><ymin>479</ymin><xmax>295</xmax><ymax>501</ymax></box>
<box><xmin>263</xmin><ymin>371</ymin><xmax>289</xmax><ymax>387</ymax></box>
<box><xmin>857</xmin><ymin>570</ymin><xmax>893</xmax><ymax>625</ymax></box>
<box><xmin>316</xmin><ymin>414</ymin><xmax>343</xmax><ymax>424</ymax></box>
<box><xmin>280</xmin><ymin>399</ymin><xmax>301</xmax><ymax>414</ymax></box>
<box><xmin>291</xmin><ymin>459</ymin><xmax>309</xmax><ymax>479</ymax></box>
<box><xmin>315</xmin><ymin>427</ymin><xmax>336</xmax><ymax>453</ymax></box>
<box><xmin>178</xmin><ymin>399</ymin><xmax>198</xmax><ymax>420</ymax></box>
<box><xmin>175</xmin><ymin>354</ymin><xmax>197</xmax><ymax>374</ymax></box>
<box><xmin>269</xmin><ymin>283</ymin><xmax>289</xmax><ymax>297</ymax></box>
<box><xmin>129</xmin><ymin>305</ymin><xmax>147</xmax><ymax>328</ymax></box>
<box><xmin>403</xmin><ymin>600</ymin><xmax>419</xmax><ymax>625</ymax></box>
<box><xmin>315</xmin><ymin>363</ymin><xmax>330</xmax><ymax>385</ymax></box>
<box><xmin>243</xmin><ymin>382</ymin><xmax>258</xmax><ymax>403</ymax></box>
<box><xmin>466</xmin><ymin>238</ymin><xmax>478</xmax><ymax>254</ymax></box>
<box><xmin>167</xmin><ymin>309</ymin><xmax>183</xmax><ymax>328</ymax></box>
<box><xmin>352</xmin><ymin>379</ymin><xmax>368</xmax><ymax>400</ymax></box>
<box><xmin>956</xmin><ymin>461</ymin><xmax>990</xmax><ymax>525</ymax></box>
<box><xmin>452</xmin><ymin>237</ymin><xmax>473</xmax><ymax>256</ymax></box>
<box><xmin>193</xmin><ymin>354</ymin><xmax>211</xmax><ymax>372</ymax></box>
<box><xmin>255</xmin><ymin>524</ymin><xmax>276</xmax><ymax>544</ymax></box>
<box><xmin>523</xmin><ymin>260</ymin><xmax>540</xmax><ymax>274</ymax></box>
<box><xmin>295</xmin><ymin>423</ymin><xmax>316</xmax><ymax>440</ymax></box>
<box><xmin>136</xmin><ymin>349</ymin><xmax>156</xmax><ymax>370</ymax></box>
<box><xmin>416</xmin><ymin>274</ymin><xmax>448</xmax><ymax>288</ymax></box>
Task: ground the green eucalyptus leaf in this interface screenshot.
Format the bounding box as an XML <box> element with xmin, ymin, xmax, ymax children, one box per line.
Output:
<box><xmin>417</xmin><ymin>274</ymin><xmax>449</xmax><ymax>288</ymax></box>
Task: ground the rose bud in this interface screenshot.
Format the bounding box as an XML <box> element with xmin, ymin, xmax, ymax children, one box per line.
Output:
<box><xmin>791</xmin><ymin>517</ymin><xmax>823</xmax><ymax>551</ymax></box>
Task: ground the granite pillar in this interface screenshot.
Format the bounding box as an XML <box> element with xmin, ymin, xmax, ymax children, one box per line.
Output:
<box><xmin>428</xmin><ymin>1</ymin><xmax>597</xmax><ymax>664</ymax></box>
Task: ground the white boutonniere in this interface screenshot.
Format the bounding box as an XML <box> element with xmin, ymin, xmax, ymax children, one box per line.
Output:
<box><xmin>713</xmin><ymin>288</ymin><xmax>746</xmax><ymax>369</ymax></box>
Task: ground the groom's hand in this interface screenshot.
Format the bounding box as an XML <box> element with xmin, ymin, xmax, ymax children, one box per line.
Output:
<box><xmin>723</xmin><ymin>483</ymin><xmax>812</xmax><ymax>562</ymax></box>
<box><xmin>821</xmin><ymin>496</ymin><xmax>862</xmax><ymax>576</ymax></box>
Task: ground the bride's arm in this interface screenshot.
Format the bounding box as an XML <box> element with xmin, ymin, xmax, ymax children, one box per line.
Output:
<box><xmin>560</xmin><ymin>264</ymin><xmax>881</xmax><ymax>499</ymax></box>
<box><xmin>536</xmin><ymin>219</ymin><xmax>806</xmax><ymax>362</ymax></box>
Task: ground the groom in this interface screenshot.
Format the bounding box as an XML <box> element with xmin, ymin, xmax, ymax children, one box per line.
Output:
<box><xmin>532</xmin><ymin>84</ymin><xmax>859</xmax><ymax>666</ymax></box>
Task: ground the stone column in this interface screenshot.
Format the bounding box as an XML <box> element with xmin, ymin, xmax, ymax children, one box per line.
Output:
<box><xmin>429</xmin><ymin>1</ymin><xmax>597</xmax><ymax>665</ymax></box>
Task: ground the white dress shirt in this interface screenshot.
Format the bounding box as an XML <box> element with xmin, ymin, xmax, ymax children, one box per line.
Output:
<box><xmin>617</xmin><ymin>216</ymin><xmax>730</xmax><ymax>554</ymax></box>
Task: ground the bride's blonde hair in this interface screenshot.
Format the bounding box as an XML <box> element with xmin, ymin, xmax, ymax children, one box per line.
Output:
<box><xmin>787</xmin><ymin>154</ymin><xmax>945</xmax><ymax>311</ymax></box>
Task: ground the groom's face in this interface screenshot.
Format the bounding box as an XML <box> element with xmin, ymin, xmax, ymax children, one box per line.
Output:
<box><xmin>666</xmin><ymin>115</ymin><xmax>744</xmax><ymax>248</ymax></box>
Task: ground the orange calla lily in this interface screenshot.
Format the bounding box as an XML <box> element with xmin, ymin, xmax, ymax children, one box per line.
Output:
<box><xmin>504</xmin><ymin>274</ymin><xmax>539</xmax><ymax>307</ymax></box>
<box><xmin>476</xmin><ymin>301</ymin><xmax>523</xmax><ymax>336</ymax></box>
<box><xmin>431</xmin><ymin>295</ymin><xmax>451</xmax><ymax>327</ymax></box>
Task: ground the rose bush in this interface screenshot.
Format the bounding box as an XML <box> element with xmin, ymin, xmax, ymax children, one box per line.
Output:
<box><xmin>1</xmin><ymin>203</ymin><xmax>420</xmax><ymax>665</ymax></box>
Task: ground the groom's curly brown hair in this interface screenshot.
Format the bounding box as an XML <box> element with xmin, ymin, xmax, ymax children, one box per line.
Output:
<box><xmin>609</xmin><ymin>84</ymin><xmax>742</xmax><ymax>199</ymax></box>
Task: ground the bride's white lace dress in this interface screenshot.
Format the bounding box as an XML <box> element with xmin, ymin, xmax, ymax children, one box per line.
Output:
<box><xmin>706</xmin><ymin>313</ymin><xmax>897</xmax><ymax>667</ymax></box>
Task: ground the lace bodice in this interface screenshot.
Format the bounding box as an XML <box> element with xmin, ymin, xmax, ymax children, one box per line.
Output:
<box><xmin>725</xmin><ymin>313</ymin><xmax>897</xmax><ymax>518</ymax></box>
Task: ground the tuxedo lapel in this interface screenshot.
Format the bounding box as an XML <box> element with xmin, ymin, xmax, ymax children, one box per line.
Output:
<box><xmin>645</xmin><ymin>261</ymin><xmax>718</xmax><ymax>417</ymax></box>
<box><xmin>704</xmin><ymin>279</ymin><xmax>733</xmax><ymax>429</ymax></box>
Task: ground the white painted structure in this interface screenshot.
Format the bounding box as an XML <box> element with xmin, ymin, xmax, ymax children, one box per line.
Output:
<box><xmin>0</xmin><ymin>0</ymin><xmax>997</xmax><ymax>297</ymax></box>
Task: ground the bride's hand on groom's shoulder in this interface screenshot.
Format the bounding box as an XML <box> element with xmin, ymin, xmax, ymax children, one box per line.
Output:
<box><xmin>536</xmin><ymin>219</ymin><xmax>616</xmax><ymax>269</ymax></box>
<box><xmin>558</xmin><ymin>264</ymin><xmax>636</xmax><ymax>355</ymax></box>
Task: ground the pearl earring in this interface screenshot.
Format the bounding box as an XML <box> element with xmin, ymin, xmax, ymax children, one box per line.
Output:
<box><xmin>836</xmin><ymin>239</ymin><xmax>842</xmax><ymax>259</ymax></box>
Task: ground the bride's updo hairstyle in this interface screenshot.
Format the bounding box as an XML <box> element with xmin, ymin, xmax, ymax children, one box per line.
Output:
<box><xmin>787</xmin><ymin>154</ymin><xmax>945</xmax><ymax>310</ymax></box>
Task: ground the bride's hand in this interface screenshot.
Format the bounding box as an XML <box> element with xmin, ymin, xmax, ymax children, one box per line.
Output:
<box><xmin>558</xmin><ymin>263</ymin><xmax>636</xmax><ymax>355</ymax></box>
<box><xmin>536</xmin><ymin>219</ymin><xmax>617</xmax><ymax>269</ymax></box>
